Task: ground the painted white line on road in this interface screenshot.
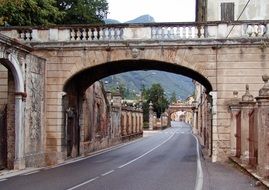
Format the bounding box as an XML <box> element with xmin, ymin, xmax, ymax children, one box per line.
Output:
<box><xmin>23</xmin><ymin>171</ymin><xmax>39</xmax><ymax>176</ymax></box>
<box><xmin>66</xmin><ymin>177</ymin><xmax>99</xmax><ymax>190</ymax></box>
<box><xmin>0</xmin><ymin>178</ymin><xmax>7</xmax><ymax>182</ymax></box>
<box><xmin>49</xmin><ymin>139</ymin><xmax>142</xmax><ymax>170</ymax></box>
<box><xmin>118</xmin><ymin>133</ymin><xmax>175</xmax><ymax>169</ymax></box>
<box><xmin>101</xmin><ymin>170</ymin><xmax>114</xmax><ymax>176</ymax></box>
<box><xmin>192</xmin><ymin>134</ymin><xmax>203</xmax><ymax>190</ymax></box>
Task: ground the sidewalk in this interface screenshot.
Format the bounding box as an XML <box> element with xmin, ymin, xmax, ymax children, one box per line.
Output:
<box><xmin>229</xmin><ymin>156</ymin><xmax>269</xmax><ymax>188</ymax></box>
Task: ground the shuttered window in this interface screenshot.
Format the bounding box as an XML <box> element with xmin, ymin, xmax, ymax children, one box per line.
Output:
<box><xmin>221</xmin><ymin>2</ymin><xmax>235</xmax><ymax>21</ymax></box>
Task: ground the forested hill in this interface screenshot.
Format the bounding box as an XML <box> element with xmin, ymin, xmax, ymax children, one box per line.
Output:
<box><xmin>102</xmin><ymin>70</ymin><xmax>195</xmax><ymax>100</ymax></box>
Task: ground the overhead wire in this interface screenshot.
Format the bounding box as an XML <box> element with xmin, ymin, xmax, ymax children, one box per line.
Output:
<box><xmin>225</xmin><ymin>0</ymin><xmax>252</xmax><ymax>39</ymax></box>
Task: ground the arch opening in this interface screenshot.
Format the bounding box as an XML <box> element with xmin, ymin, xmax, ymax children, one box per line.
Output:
<box><xmin>61</xmin><ymin>59</ymin><xmax>213</xmax><ymax>158</ymax></box>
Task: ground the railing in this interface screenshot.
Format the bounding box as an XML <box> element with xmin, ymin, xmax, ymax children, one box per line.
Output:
<box><xmin>0</xmin><ymin>21</ymin><xmax>268</xmax><ymax>43</ymax></box>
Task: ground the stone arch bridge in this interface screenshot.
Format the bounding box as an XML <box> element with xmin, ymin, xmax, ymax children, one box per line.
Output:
<box><xmin>0</xmin><ymin>21</ymin><xmax>269</xmax><ymax>169</ymax></box>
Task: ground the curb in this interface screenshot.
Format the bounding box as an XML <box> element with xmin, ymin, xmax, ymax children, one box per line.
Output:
<box><xmin>229</xmin><ymin>156</ymin><xmax>269</xmax><ymax>188</ymax></box>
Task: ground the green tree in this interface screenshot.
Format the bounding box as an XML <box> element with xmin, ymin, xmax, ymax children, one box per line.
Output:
<box><xmin>56</xmin><ymin>0</ymin><xmax>108</xmax><ymax>24</ymax></box>
<box><xmin>0</xmin><ymin>0</ymin><xmax>64</xmax><ymax>26</ymax></box>
<box><xmin>142</xmin><ymin>83</ymin><xmax>169</xmax><ymax>119</ymax></box>
<box><xmin>169</xmin><ymin>91</ymin><xmax>177</xmax><ymax>104</ymax></box>
<box><xmin>0</xmin><ymin>0</ymin><xmax>108</xmax><ymax>26</ymax></box>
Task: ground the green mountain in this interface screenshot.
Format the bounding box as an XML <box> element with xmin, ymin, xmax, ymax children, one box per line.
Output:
<box><xmin>102</xmin><ymin>70</ymin><xmax>194</xmax><ymax>100</ymax></box>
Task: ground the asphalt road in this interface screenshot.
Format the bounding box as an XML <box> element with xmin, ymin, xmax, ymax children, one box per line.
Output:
<box><xmin>1</xmin><ymin>121</ymin><xmax>264</xmax><ymax>190</ymax></box>
<box><xmin>0</xmin><ymin>121</ymin><xmax>201</xmax><ymax>190</ymax></box>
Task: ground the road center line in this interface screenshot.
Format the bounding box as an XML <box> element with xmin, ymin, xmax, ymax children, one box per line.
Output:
<box><xmin>118</xmin><ymin>133</ymin><xmax>175</xmax><ymax>169</ymax></box>
<box><xmin>192</xmin><ymin>134</ymin><xmax>204</xmax><ymax>190</ymax></box>
<box><xmin>101</xmin><ymin>170</ymin><xmax>114</xmax><ymax>176</ymax></box>
<box><xmin>66</xmin><ymin>177</ymin><xmax>99</xmax><ymax>190</ymax></box>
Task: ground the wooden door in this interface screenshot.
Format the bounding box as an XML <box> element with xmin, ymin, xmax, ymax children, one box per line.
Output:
<box><xmin>0</xmin><ymin>106</ymin><xmax>7</xmax><ymax>169</ymax></box>
<box><xmin>236</xmin><ymin>112</ymin><xmax>241</xmax><ymax>158</ymax></box>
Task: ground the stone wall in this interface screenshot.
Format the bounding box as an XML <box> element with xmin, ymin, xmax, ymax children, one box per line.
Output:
<box><xmin>80</xmin><ymin>82</ymin><xmax>111</xmax><ymax>155</ymax></box>
<box><xmin>228</xmin><ymin>75</ymin><xmax>269</xmax><ymax>178</ymax></box>
<box><xmin>24</xmin><ymin>55</ymin><xmax>46</xmax><ymax>167</ymax></box>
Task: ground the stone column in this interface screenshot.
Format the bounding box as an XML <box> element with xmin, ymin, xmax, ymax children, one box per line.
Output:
<box><xmin>209</xmin><ymin>91</ymin><xmax>218</xmax><ymax>162</ymax></box>
<box><xmin>228</xmin><ymin>91</ymin><xmax>240</xmax><ymax>157</ymax></box>
<box><xmin>149</xmin><ymin>102</ymin><xmax>154</xmax><ymax>130</ymax></box>
<box><xmin>14</xmin><ymin>93</ymin><xmax>25</xmax><ymax>170</ymax></box>
<box><xmin>256</xmin><ymin>75</ymin><xmax>269</xmax><ymax>178</ymax></box>
<box><xmin>239</xmin><ymin>85</ymin><xmax>255</xmax><ymax>165</ymax></box>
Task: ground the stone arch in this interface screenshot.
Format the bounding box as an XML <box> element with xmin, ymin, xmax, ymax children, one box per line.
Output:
<box><xmin>63</xmin><ymin>59</ymin><xmax>213</xmax><ymax>93</ymax></box>
<box><xmin>0</xmin><ymin>49</ymin><xmax>25</xmax><ymax>170</ymax></box>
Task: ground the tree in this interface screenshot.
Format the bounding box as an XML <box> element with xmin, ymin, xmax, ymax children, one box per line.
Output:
<box><xmin>0</xmin><ymin>0</ymin><xmax>108</xmax><ymax>26</ymax></box>
<box><xmin>0</xmin><ymin>0</ymin><xmax>64</xmax><ymax>26</ymax></box>
<box><xmin>56</xmin><ymin>0</ymin><xmax>108</xmax><ymax>24</ymax></box>
<box><xmin>142</xmin><ymin>83</ymin><xmax>169</xmax><ymax>119</ymax></box>
<box><xmin>169</xmin><ymin>91</ymin><xmax>177</xmax><ymax>104</ymax></box>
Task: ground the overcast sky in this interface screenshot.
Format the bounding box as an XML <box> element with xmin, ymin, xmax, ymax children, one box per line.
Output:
<box><xmin>106</xmin><ymin>0</ymin><xmax>196</xmax><ymax>23</ymax></box>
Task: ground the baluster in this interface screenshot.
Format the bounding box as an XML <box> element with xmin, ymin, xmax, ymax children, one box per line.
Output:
<box><xmin>115</xmin><ymin>28</ymin><xmax>121</xmax><ymax>40</ymax></box>
<box><xmin>70</xmin><ymin>29</ymin><xmax>74</xmax><ymax>40</ymax></box>
<box><xmin>103</xmin><ymin>28</ymin><xmax>109</xmax><ymax>40</ymax></box>
<box><xmin>200</xmin><ymin>25</ymin><xmax>205</xmax><ymax>38</ymax></box>
<box><xmin>169</xmin><ymin>27</ymin><xmax>175</xmax><ymax>39</ymax></box>
<box><xmin>99</xmin><ymin>28</ymin><xmax>104</xmax><ymax>40</ymax></box>
<box><xmin>163</xmin><ymin>27</ymin><xmax>169</xmax><ymax>39</ymax></box>
<box><xmin>191</xmin><ymin>26</ymin><xmax>195</xmax><ymax>38</ymax></box>
<box><xmin>119</xmin><ymin>28</ymin><xmax>124</xmax><ymax>40</ymax></box>
<box><xmin>258</xmin><ymin>24</ymin><xmax>266</xmax><ymax>37</ymax></box>
<box><xmin>194</xmin><ymin>26</ymin><xmax>199</xmax><ymax>38</ymax></box>
<box><xmin>110</xmin><ymin>28</ymin><xmax>115</xmax><ymax>40</ymax></box>
<box><xmin>25</xmin><ymin>31</ymin><xmax>31</xmax><ymax>41</ymax></box>
<box><xmin>157</xmin><ymin>27</ymin><xmax>163</xmax><ymax>39</ymax></box>
<box><xmin>176</xmin><ymin>27</ymin><xmax>181</xmax><ymax>39</ymax></box>
<box><xmin>253</xmin><ymin>25</ymin><xmax>259</xmax><ymax>37</ymax></box>
<box><xmin>151</xmin><ymin>27</ymin><xmax>157</xmax><ymax>39</ymax></box>
<box><xmin>182</xmin><ymin>26</ymin><xmax>187</xmax><ymax>38</ymax></box>
<box><xmin>246</xmin><ymin>25</ymin><xmax>253</xmax><ymax>37</ymax></box>
<box><xmin>93</xmin><ymin>28</ymin><xmax>98</xmax><ymax>40</ymax></box>
<box><xmin>80</xmin><ymin>28</ymin><xmax>86</xmax><ymax>40</ymax></box>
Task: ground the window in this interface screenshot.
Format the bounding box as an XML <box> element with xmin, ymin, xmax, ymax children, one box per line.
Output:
<box><xmin>221</xmin><ymin>2</ymin><xmax>235</xmax><ymax>21</ymax></box>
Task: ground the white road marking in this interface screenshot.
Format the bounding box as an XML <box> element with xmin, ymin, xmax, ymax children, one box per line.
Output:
<box><xmin>192</xmin><ymin>134</ymin><xmax>204</xmax><ymax>190</ymax></box>
<box><xmin>66</xmin><ymin>177</ymin><xmax>99</xmax><ymax>190</ymax></box>
<box><xmin>101</xmin><ymin>170</ymin><xmax>114</xmax><ymax>176</ymax></box>
<box><xmin>23</xmin><ymin>171</ymin><xmax>39</xmax><ymax>176</ymax></box>
<box><xmin>49</xmin><ymin>139</ymin><xmax>141</xmax><ymax>169</ymax></box>
<box><xmin>0</xmin><ymin>178</ymin><xmax>7</xmax><ymax>182</ymax></box>
<box><xmin>118</xmin><ymin>133</ymin><xmax>175</xmax><ymax>169</ymax></box>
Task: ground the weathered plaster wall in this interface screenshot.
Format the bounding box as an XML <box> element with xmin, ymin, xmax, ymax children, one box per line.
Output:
<box><xmin>81</xmin><ymin>82</ymin><xmax>111</xmax><ymax>154</ymax></box>
<box><xmin>207</xmin><ymin>0</ymin><xmax>269</xmax><ymax>21</ymax></box>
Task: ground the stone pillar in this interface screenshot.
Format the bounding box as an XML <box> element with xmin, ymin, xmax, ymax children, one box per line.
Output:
<box><xmin>256</xmin><ymin>75</ymin><xmax>269</xmax><ymax>178</ymax></box>
<box><xmin>228</xmin><ymin>91</ymin><xmax>240</xmax><ymax>157</ymax></box>
<box><xmin>209</xmin><ymin>91</ymin><xmax>218</xmax><ymax>162</ymax></box>
<box><xmin>239</xmin><ymin>85</ymin><xmax>255</xmax><ymax>165</ymax></box>
<box><xmin>14</xmin><ymin>93</ymin><xmax>25</xmax><ymax>170</ymax></box>
<box><xmin>149</xmin><ymin>101</ymin><xmax>154</xmax><ymax>130</ymax></box>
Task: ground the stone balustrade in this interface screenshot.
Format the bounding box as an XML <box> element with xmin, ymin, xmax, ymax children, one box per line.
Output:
<box><xmin>0</xmin><ymin>20</ymin><xmax>268</xmax><ymax>43</ymax></box>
